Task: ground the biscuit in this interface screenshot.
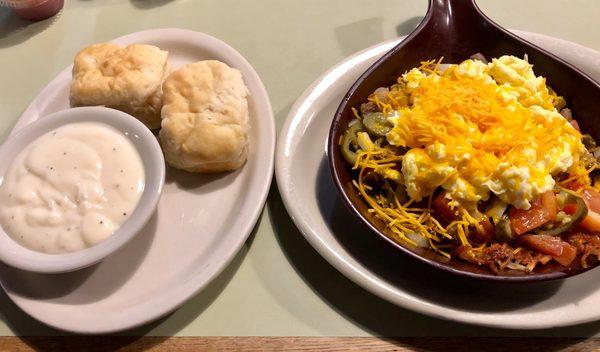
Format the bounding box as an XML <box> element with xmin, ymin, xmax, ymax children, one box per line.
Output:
<box><xmin>70</xmin><ymin>43</ymin><xmax>169</xmax><ymax>129</ymax></box>
<box><xmin>159</xmin><ymin>60</ymin><xmax>249</xmax><ymax>173</ymax></box>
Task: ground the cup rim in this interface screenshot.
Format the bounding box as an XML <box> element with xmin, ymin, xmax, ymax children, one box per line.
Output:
<box><xmin>0</xmin><ymin>0</ymin><xmax>55</xmax><ymax>9</ymax></box>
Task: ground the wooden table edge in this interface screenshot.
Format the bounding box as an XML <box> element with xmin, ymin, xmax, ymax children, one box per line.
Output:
<box><xmin>0</xmin><ymin>336</ymin><xmax>597</xmax><ymax>351</ymax></box>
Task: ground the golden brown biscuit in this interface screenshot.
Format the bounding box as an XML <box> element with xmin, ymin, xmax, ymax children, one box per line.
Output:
<box><xmin>159</xmin><ymin>60</ymin><xmax>249</xmax><ymax>173</ymax></box>
<box><xmin>70</xmin><ymin>43</ymin><xmax>169</xmax><ymax>129</ymax></box>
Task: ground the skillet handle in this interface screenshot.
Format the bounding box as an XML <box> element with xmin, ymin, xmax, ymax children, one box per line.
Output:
<box><xmin>427</xmin><ymin>0</ymin><xmax>480</xmax><ymax>18</ymax></box>
<box><xmin>424</xmin><ymin>0</ymin><xmax>488</xmax><ymax>44</ymax></box>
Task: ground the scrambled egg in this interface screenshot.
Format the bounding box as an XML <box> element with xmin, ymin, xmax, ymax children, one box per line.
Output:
<box><xmin>386</xmin><ymin>56</ymin><xmax>584</xmax><ymax>210</ymax></box>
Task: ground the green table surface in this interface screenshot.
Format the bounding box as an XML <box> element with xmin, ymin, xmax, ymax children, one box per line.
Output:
<box><xmin>0</xmin><ymin>0</ymin><xmax>599</xmax><ymax>337</ymax></box>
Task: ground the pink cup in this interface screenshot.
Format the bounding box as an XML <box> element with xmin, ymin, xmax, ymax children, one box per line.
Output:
<box><xmin>1</xmin><ymin>0</ymin><xmax>64</xmax><ymax>21</ymax></box>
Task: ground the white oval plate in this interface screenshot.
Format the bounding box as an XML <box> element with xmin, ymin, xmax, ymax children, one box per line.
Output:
<box><xmin>0</xmin><ymin>28</ymin><xmax>275</xmax><ymax>333</ymax></box>
<box><xmin>276</xmin><ymin>31</ymin><xmax>600</xmax><ymax>329</ymax></box>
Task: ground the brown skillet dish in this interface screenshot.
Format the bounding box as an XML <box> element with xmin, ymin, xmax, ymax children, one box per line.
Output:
<box><xmin>328</xmin><ymin>0</ymin><xmax>600</xmax><ymax>282</ymax></box>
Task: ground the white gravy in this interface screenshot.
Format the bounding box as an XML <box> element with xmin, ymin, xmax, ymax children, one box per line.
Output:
<box><xmin>0</xmin><ymin>122</ymin><xmax>145</xmax><ymax>254</ymax></box>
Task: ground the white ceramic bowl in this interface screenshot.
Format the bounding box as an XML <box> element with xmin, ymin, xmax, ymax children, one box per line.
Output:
<box><xmin>0</xmin><ymin>107</ymin><xmax>165</xmax><ymax>273</ymax></box>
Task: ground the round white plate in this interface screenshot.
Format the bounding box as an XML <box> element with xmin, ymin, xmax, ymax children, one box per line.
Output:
<box><xmin>276</xmin><ymin>31</ymin><xmax>600</xmax><ymax>329</ymax></box>
<box><xmin>0</xmin><ymin>28</ymin><xmax>275</xmax><ymax>333</ymax></box>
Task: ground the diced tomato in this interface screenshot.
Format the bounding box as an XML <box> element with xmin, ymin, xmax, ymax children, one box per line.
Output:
<box><xmin>579</xmin><ymin>210</ymin><xmax>600</xmax><ymax>232</ymax></box>
<box><xmin>563</xmin><ymin>202</ymin><xmax>578</xmax><ymax>215</ymax></box>
<box><xmin>562</xmin><ymin>197</ymin><xmax>600</xmax><ymax>232</ymax></box>
<box><xmin>471</xmin><ymin>217</ymin><xmax>494</xmax><ymax>244</ymax></box>
<box><xmin>519</xmin><ymin>234</ymin><xmax>564</xmax><ymax>257</ymax></box>
<box><xmin>509</xmin><ymin>199</ymin><xmax>551</xmax><ymax>235</ymax></box>
<box><xmin>432</xmin><ymin>191</ymin><xmax>457</xmax><ymax>223</ymax></box>
<box><xmin>540</xmin><ymin>191</ymin><xmax>558</xmax><ymax>221</ymax></box>
<box><xmin>564</xmin><ymin>189</ymin><xmax>600</xmax><ymax>232</ymax></box>
<box><xmin>553</xmin><ymin>242</ymin><xmax>577</xmax><ymax>266</ymax></box>
<box><xmin>583</xmin><ymin>189</ymin><xmax>600</xmax><ymax>213</ymax></box>
<box><xmin>570</xmin><ymin>119</ymin><xmax>581</xmax><ymax>132</ymax></box>
<box><xmin>563</xmin><ymin>180</ymin><xmax>583</xmax><ymax>191</ymax></box>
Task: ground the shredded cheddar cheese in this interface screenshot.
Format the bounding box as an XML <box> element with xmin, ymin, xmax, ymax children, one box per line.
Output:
<box><xmin>386</xmin><ymin>56</ymin><xmax>586</xmax><ymax>210</ymax></box>
<box><xmin>350</xmin><ymin>55</ymin><xmax>595</xmax><ymax>258</ymax></box>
